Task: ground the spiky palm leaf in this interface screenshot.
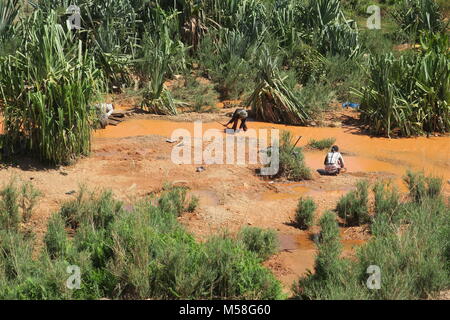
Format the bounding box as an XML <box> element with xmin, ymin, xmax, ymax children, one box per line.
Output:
<box><xmin>247</xmin><ymin>49</ymin><xmax>310</xmax><ymax>125</ymax></box>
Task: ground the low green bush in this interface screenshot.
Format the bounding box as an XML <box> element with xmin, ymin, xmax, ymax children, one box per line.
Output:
<box><xmin>336</xmin><ymin>180</ymin><xmax>370</xmax><ymax>226</ymax></box>
<box><xmin>0</xmin><ymin>183</ymin><xmax>283</xmax><ymax>300</ymax></box>
<box><xmin>44</xmin><ymin>214</ymin><xmax>70</xmax><ymax>259</ymax></box>
<box><xmin>295</xmin><ymin>197</ymin><xmax>316</xmax><ymax>229</ymax></box>
<box><xmin>238</xmin><ymin>227</ymin><xmax>279</xmax><ymax>261</ymax></box>
<box><xmin>0</xmin><ymin>181</ymin><xmax>20</xmax><ymax>232</ymax></box>
<box><xmin>267</xmin><ymin>131</ymin><xmax>312</xmax><ymax>181</ymax></box>
<box><xmin>295</xmin><ymin>173</ymin><xmax>450</xmax><ymax>300</ymax></box>
<box><xmin>307</xmin><ymin>138</ymin><xmax>336</xmax><ymax>150</ymax></box>
<box><xmin>60</xmin><ymin>188</ymin><xmax>121</xmax><ymax>230</ymax></box>
<box><xmin>158</xmin><ymin>184</ymin><xmax>199</xmax><ymax>217</ymax></box>
<box><xmin>404</xmin><ymin>170</ymin><xmax>442</xmax><ymax>203</ymax></box>
<box><xmin>0</xmin><ymin>179</ymin><xmax>41</xmax><ymax>231</ymax></box>
<box><xmin>371</xmin><ymin>180</ymin><xmax>402</xmax><ymax>237</ymax></box>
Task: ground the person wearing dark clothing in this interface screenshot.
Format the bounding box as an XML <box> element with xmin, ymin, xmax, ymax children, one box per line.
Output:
<box><xmin>226</xmin><ymin>108</ymin><xmax>248</xmax><ymax>132</ymax></box>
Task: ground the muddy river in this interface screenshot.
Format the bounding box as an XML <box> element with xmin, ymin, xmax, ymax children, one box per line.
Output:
<box><xmin>95</xmin><ymin>119</ymin><xmax>450</xmax><ymax>192</ymax></box>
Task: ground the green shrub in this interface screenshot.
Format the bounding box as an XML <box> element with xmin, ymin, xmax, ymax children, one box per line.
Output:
<box><xmin>0</xmin><ymin>180</ymin><xmax>20</xmax><ymax>232</ymax></box>
<box><xmin>196</xmin><ymin>30</ymin><xmax>257</xmax><ymax>100</ymax></box>
<box><xmin>404</xmin><ymin>171</ymin><xmax>443</xmax><ymax>203</ymax></box>
<box><xmin>0</xmin><ymin>179</ymin><xmax>41</xmax><ymax>231</ymax></box>
<box><xmin>19</xmin><ymin>182</ymin><xmax>41</xmax><ymax>223</ymax></box>
<box><xmin>355</xmin><ymin>198</ymin><xmax>449</xmax><ymax>299</ymax></box>
<box><xmin>298</xmin><ymin>81</ymin><xmax>336</xmax><ymax>117</ymax></box>
<box><xmin>186</xmin><ymin>196</ymin><xmax>199</xmax><ymax>213</ymax></box>
<box><xmin>307</xmin><ymin>138</ymin><xmax>336</xmax><ymax>150</ymax></box>
<box><xmin>295</xmin><ymin>197</ymin><xmax>316</xmax><ymax>229</ymax></box>
<box><xmin>371</xmin><ymin>180</ymin><xmax>402</xmax><ymax>237</ymax></box>
<box><xmin>267</xmin><ymin>131</ymin><xmax>312</xmax><ymax>181</ymax></box>
<box><xmin>323</xmin><ymin>55</ymin><xmax>366</xmax><ymax>102</ymax></box>
<box><xmin>283</xmin><ymin>42</ymin><xmax>327</xmax><ymax>85</ymax></box>
<box><xmin>44</xmin><ymin>214</ymin><xmax>70</xmax><ymax>259</ymax></box>
<box><xmin>158</xmin><ymin>184</ymin><xmax>199</xmax><ymax>217</ymax></box>
<box><xmin>294</xmin><ymin>211</ymin><xmax>354</xmax><ymax>299</ymax></box>
<box><xmin>314</xmin><ymin>212</ymin><xmax>344</xmax><ymax>280</ymax></box>
<box><xmin>0</xmin><ymin>230</ymin><xmax>34</xmax><ymax>283</ymax></box>
<box><xmin>336</xmin><ymin>180</ymin><xmax>370</xmax><ymax>226</ymax></box>
<box><xmin>238</xmin><ymin>227</ymin><xmax>279</xmax><ymax>261</ymax></box>
<box><xmin>203</xmin><ymin>236</ymin><xmax>283</xmax><ymax>299</ymax></box>
<box><xmin>60</xmin><ymin>188</ymin><xmax>121</xmax><ymax>229</ymax></box>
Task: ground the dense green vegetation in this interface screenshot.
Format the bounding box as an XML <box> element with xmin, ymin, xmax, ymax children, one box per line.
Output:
<box><xmin>336</xmin><ymin>179</ymin><xmax>370</xmax><ymax>226</ymax></box>
<box><xmin>295</xmin><ymin>197</ymin><xmax>316</xmax><ymax>229</ymax></box>
<box><xmin>1</xmin><ymin>0</ymin><xmax>447</xmax><ymax>164</ymax></box>
<box><xmin>0</xmin><ymin>183</ymin><xmax>283</xmax><ymax>299</ymax></box>
<box><xmin>295</xmin><ymin>172</ymin><xmax>450</xmax><ymax>300</ymax></box>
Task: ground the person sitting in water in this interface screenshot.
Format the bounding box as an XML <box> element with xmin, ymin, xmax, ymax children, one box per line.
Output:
<box><xmin>324</xmin><ymin>145</ymin><xmax>345</xmax><ymax>175</ymax></box>
<box><xmin>225</xmin><ymin>108</ymin><xmax>248</xmax><ymax>132</ymax></box>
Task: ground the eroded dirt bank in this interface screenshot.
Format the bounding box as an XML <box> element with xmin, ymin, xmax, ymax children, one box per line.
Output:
<box><xmin>1</xmin><ymin>109</ymin><xmax>449</xmax><ymax>295</ymax></box>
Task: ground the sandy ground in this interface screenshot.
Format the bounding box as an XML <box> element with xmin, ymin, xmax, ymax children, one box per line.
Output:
<box><xmin>1</xmin><ymin>105</ymin><xmax>449</xmax><ymax>297</ymax></box>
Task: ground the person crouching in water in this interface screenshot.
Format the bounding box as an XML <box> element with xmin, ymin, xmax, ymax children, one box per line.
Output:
<box><xmin>225</xmin><ymin>108</ymin><xmax>248</xmax><ymax>132</ymax></box>
<box><xmin>324</xmin><ymin>145</ymin><xmax>345</xmax><ymax>175</ymax></box>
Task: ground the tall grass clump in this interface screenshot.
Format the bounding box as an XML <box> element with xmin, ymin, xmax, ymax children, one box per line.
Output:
<box><xmin>44</xmin><ymin>213</ymin><xmax>70</xmax><ymax>259</ymax></box>
<box><xmin>371</xmin><ymin>180</ymin><xmax>402</xmax><ymax>237</ymax></box>
<box><xmin>0</xmin><ymin>182</ymin><xmax>283</xmax><ymax>299</ymax></box>
<box><xmin>294</xmin><ymin>211</ymin><xmax>357</xmax><ymax>299</ymax></box>
<box><xmin>158</xmin><ymin>184</ymin><xmax>199</xmax><ymax>217</ymax></box>
<box><xmin>0</xmin><ymin>179</ymin><xmax>41</xmax><ymax>231</ymax></box>
<box><xmin>238</xmin><ymin>227</ymin><xmax>279</xmax><ymax>261</ymax></box>
<box><xmin>0</xmin><ymin>0</ymin><xmax>20</xmax><ymax>55</ymax></box>
<box><xmin>266</xmin><ymin>131</ymin><xmax>312</xmax><ymax>181</ymax></box>
<box><xmin>0</xmin><ymin>179</ymin><xmax>20</xmax><ymax>231</ymax></box>
<box><xmin>295</xmin><ymin>197</ymin><xmax>316</xmax><ymax>229</ymax></box>
<box><xmin>336</xmin><ymin>180</ymin><xmax>370</xmax><ymax>226</ymax></box>
<box><xmin>0</xmin><ymin>11</ymin><xmax>103</xmax><ymax>164</ymax></box>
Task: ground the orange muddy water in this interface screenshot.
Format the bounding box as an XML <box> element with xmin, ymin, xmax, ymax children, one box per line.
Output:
<box><xmin>95</xmin><ymin>119</ymin><xmax>450</xmax><ymax>191</ymax></box>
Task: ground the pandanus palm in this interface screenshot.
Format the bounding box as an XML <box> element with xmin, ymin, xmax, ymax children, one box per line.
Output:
<box><xmin>247</xmin><ymin>48</ymin><xmax>310</xmax><ymax>125</ymax></box>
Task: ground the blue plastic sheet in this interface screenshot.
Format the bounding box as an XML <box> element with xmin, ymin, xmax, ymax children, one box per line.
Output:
<box><xmin>342</xmin><ymin>102</ymin><xmax>360</xmax><ymax>108</ymax></box>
